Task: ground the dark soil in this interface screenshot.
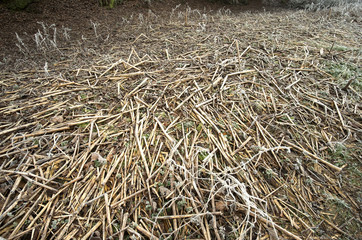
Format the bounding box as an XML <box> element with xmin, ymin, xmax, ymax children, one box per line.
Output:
<box><xmin>0</xmin><ymin>0</ymin><xmax>271</xmax><ymax>65</ymax></box>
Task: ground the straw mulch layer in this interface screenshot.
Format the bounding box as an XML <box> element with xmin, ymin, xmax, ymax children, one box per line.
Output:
<box><xmin>0</xmin><ymin>6</ymin><xmax>361</xmax><ymax>240</ymax></box>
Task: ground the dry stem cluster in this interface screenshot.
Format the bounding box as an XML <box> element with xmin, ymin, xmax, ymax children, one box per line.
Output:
<box><xmin>0</xmin><ymin>5</ymin><xmax>361</xmax><ymax>240</ymax></box>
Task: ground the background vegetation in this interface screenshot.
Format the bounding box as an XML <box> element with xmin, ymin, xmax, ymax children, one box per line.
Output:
<box><xmin>2</xmin><ymin>0</ymin><xmax>361</xmax><ymax>10</ymax></box>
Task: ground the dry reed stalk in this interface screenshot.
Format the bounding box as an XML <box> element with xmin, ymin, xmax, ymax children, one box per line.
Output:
<box><xmin>0</xmin><ymin>6</ymin><xmax>360</xmax><ymax>240</ymax></box>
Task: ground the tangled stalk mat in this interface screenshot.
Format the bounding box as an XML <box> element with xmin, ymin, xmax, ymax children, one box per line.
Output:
<box><xmin>0</xmin><ymin>4</ymin><xmax>361</xmax><ymax>240</ymax></box>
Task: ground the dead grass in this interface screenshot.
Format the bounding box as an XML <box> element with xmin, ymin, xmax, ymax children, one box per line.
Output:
<box><xmin>0</xmin><ymin>5</ymin><xmax>361</xmax><ymax>240</ymax></box>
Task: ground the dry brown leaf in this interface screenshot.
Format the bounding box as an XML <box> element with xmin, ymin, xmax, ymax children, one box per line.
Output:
<box><xmin>50</xmin><ymin>115</ymin><xmax>64</xmax><ymax>124</ymax></box>
<box><xmin>159</xmin><ymin>186</ymin><xmax>172</xmax><ymax>197</ymax></box>
<box><xmin>151</xmin><ymin>200</ymin><xmax>158</xmax><ymax>211</ymax></box>
<box><xmin>91</xmin><ymin>152</ymin><xmax>99</xmax><ymax>161</ymax></box>
<box><xmin>267</xmin><ymin>227</ymin><xmax>279</xmax><ymax>240</ymax></box>
<box><xmin>215</xmin><ymin>201</ymin><xmax>227</xmax><ymax>212</ymax></box>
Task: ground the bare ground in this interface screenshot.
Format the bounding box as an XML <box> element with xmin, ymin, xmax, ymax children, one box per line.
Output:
<box><xmin>0</xmin><ymin>0</ymin><xmax>268</xmax><ymax>64</ymax></box>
